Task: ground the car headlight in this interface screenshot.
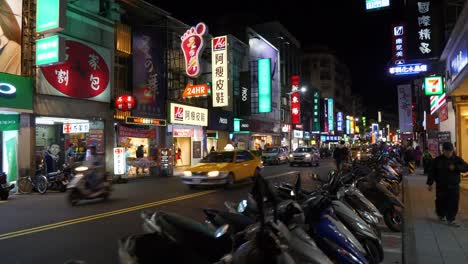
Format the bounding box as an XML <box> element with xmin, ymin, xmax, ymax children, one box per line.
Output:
<box><xmin>207</xmin><ymin>171</ymin><xmax>220</xmax><ymax>177</ymax></box>
<box><xmin>289</xmin><ymin>154</ymin><xmax>293</xmax><ymax>158</ymax></box>
<box><xmin>183</xmin><ymin>171</ymin><xmax>192</xmax><ymax>177</ymax></box>
<box><xmin>305</xmin><ymin>154</ymin><xmax>311</xmax><ymax>158</ymax></box>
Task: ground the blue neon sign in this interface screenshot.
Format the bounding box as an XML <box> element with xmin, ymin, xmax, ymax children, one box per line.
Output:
<box><xmin>388</xmin><ymin>63</ymin><xmax>428</xmax><ymax>75</ymax></box>
<box><xmin>337</xmin><ymin>112</ymin><xmax>343</xmax><ymax>132</ymax></box>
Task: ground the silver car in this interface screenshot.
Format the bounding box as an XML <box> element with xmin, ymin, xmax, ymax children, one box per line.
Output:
<box><xmin>289</xmin><ymin>147</ymin><xmax>320</xmax><ymax>167</ymax></box>
<box><xmin>262</xmin><ymin>146</ymin><xmax>289</xmax><ymax>165</ymax></box>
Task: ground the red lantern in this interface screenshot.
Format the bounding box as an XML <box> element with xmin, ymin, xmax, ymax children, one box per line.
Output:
<box><xmin>115</xmin><ymin>94</ymin><xmax>136</xmax><ymax>111</ymax></box>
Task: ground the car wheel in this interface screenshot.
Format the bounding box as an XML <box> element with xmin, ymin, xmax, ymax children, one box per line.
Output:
<box><xmin>224</xmin><ymin>173</ymin><xmax>235</xmax><ymax>189</ymax></box>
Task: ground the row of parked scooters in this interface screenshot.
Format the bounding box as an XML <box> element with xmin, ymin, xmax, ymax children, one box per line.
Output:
<box><xmin>118</xmin><ymin>154</ymin><xmax>404</xmax><ymax>264</ymax></box>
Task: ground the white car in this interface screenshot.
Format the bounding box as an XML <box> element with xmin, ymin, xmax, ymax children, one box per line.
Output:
<box><xmin>289</xmin><ymin>147</ymin><xmax>320</xmax><ymax>167</ymax></box>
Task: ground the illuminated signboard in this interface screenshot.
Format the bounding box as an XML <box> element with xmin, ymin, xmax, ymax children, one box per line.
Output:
<box><xmin>182</xmin><ymin>83</ymin><xmax>210</xmax><ymax>99</ymax></box>
<box><xmin>113</xmin><ymin>147</ymin><xmax>126</xmax><ymax>175</ymax></box>
<box><xmin>392</xmin><ymin>23</ymin><xmax>406</xmax><ymax>64</ymax></box>
<box><xmin>63</xmin><ymin>123</ymin><xmax>90</xmax><ymax>134</ymax></box>
<box><xmin>125</xmin><ymin>117</ymin><xmax>167</xmax><ymax>126</ymax></box>
<box><xmin>366</xmin><ymin>0</ymin><xmax>390</xmax><ymax>10</ymax></box>
<box><xmin>327</xmin><ymin>98</ymin><xmax>334</xmax><ymax>132</ymax></box>
<box><xmin>430</xmin><ymin>93</ymin><xmax>446</xmax><ymax>115</ymax></box>
<box><xmin>36</xmin><ymin>35</ymin><xmax>66</xmax><ymax>66</ymax></box>
<box><xmin>291</xmin><ymin>75</ymin><xmax>299</xmax><ymax>91</ymax></box>
<box><xmin>416</xmin><ymin>1</ymin><xmax>433</xmax><ymax>56</ymax></box>
<box><xmin>293</xmin><ymin>130</ymin><xmax>303</xmax><ymax>138</ymax></box>
<box><xmin>36</xmin><ymin>0</ymin><xmax>66</xmax><ymax>34</ymax></box>
<box><xmin>362</xmin><ymin>116</ymin><xmax>367</xmax><ymax>127</ymax></box>
<box><xmin>181</xmin><ymin>22</ymin><xmax>207</xmax><ymax>78</ymax></box>
<box><xmin>346</xmin><ymin>116</ymin><xmax>351</xmax><ymax>134</ymax></box>
<box><xmin>424</xmin><ymin>76</ymin><xmax>444</xmax><ymax>96</ymax></box>
<box><xmin>170</xmin><ymin>103</ymin><xmax>208</xmax><ymax>126</ymax></box>
<box><xmin>258</xmin><ymin>58</ymin><xmax>272</xmax><ymax>113</ymax></box>
<box><xmin>312</xmin><ymin>91</ymin><xmax>320</xmax><ymax>132</ymax></box>
<box><xmin>291</xmin><ymin>91</ymin><xmax>301</xmax><ymax>124</ymax></box>
<box><xmin>234</xmin><ymin>118</ymin><xmax>249</xmax><ymax>132</ymax></box>
<box><xmin>323</xmin><ymin>98</ymin><xmax>329</xmax><ymax>132</ymax></box>
<box><xmin>337</xmin><ymin>112</ymin><xmax>344</xmax><ymax>132</ymax></box>
<box><xmin>389</xmin><ymin>63</ymin><xmax>428</xmax><ymax>75</ymax></box>
<box><xmin>212</xmin><ymin>36</ymin><xmax>229</xmax><ymax>107</ymax></box>
<box><xmin>450</xmin><ymin>49</ymin><xmax>468</xmax><ymax>82</ymax></box>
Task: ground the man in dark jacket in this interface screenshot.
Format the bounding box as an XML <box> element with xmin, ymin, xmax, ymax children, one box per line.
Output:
<box><xmin>333</xmin><ymin>141</ymin><xmax>349</xmax><ymax>171</ymax></box>
<box><xmin>427</xmin><ymin>142</ymin><xmax>468</xmax><ymax>226</ymax></box>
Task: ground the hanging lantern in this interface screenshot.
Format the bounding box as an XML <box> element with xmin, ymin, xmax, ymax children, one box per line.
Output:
<box><xmin>115</xmin><ymin>94</ymin><xmax>136</xmax><ymax>112</ymax></box>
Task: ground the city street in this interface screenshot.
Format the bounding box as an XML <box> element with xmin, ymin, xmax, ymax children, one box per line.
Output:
<box><xmin>0</xmin><ymin>159</ymin><xmax>401</xmax><ymax>264</ymax></box>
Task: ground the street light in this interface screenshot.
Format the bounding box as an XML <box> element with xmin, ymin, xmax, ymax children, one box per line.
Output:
<box><xmin>301</xmin><ymin>86</ymin><xmax>307</xmax><ymax>93</ymax></box>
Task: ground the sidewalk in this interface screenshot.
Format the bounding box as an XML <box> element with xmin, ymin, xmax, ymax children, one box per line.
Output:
<box><xmin>404</xmin><ymin>169</ymin><xmax>468</xmax><ymax>264</ymax></box>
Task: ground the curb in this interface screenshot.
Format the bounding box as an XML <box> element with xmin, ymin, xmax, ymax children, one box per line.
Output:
<box><xmin>403</xmin><ymin>175</ymin><xmax>417</xmax><ymax>264</ymax></box>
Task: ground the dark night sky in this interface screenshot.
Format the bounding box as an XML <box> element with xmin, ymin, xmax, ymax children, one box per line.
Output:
<box><xmin>152</xmin><ymin>0</ymin><xmax>408</xmax><ymax>118</ymax></box>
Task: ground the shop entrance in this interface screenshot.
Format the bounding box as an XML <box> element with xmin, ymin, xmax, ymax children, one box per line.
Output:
<box><xmin>174</xmin><ymin>137</ymin><xmax>191</xmax><ymax>167</ymax></box>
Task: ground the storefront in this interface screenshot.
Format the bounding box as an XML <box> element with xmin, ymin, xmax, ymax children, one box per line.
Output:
<box><xmin>0</xmin><ymin>73</ymin><xmax>33</xmax><ymax>183</ymax></box>
<box><xmin>168</xmin><ymin>102</ymin><xmax>207</xmax><ymax>167</ymax></box>
<box><xmin>232</xmin><ymin>118</ymin><xmax>250</xmax><ymax>150</ymax></box>
<box><xmin>441</xmin><ymin>6</ymin><xmax>468</xmax><ymax>161</ymax></box>
<box><xmin>248</xmin><ymin>119</ymin><xmax>281</xmax><ymax>150</ymax></box>
<box><xmin>208</xmin><ymin>110</ymin><xmax>233</xmax><ymax>152</ymax></box>
<box><xmin>292</xmin><ymin>129</ymin><xmax>303</xmax><ymax>150</ymax></box>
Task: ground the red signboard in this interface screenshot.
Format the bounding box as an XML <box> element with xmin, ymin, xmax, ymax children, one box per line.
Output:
<box><xmin>181</xmin><ymin>22</ymin><xmax>207</xmax><ymax>78</ymax></box>
<box><xmin>291</xmin><ymin>75</ymin><xmax>299</xmax><ymax>91</ymax></box>
<box><xmin>182</xmin><ymin>83</ymin><xmax>210</xmax><ymax>98</ymax></box>
<box><xmin>290</xmin><ymin>91</ymin><xmax>301</xmax><ymax>124</ymax></box>
<box><xmin>439</xmin><ymin>104</ymin><xmax>448</xmax><ymax>122</ymax></box>
<box><xmin>115</xmin><ymin>94</ymin><xmax>136</xmax><ymax>111</ymax></box>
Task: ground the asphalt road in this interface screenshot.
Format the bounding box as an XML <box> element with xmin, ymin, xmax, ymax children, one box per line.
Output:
<box><xmin>0</xmin><ymin>159</ymin><xmax>401</xmax><ymax>264</ymax></box>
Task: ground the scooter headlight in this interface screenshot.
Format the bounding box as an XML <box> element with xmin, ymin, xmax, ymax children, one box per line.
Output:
<box><xmin>75</xmin><ymin>166</ymin><xmax>88</xmax><ymax>172</ymax></box>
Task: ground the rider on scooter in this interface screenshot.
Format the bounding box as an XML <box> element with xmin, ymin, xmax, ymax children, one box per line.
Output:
<box><xmin>83</xmin><ymin>145</ymin><xmax>104</xmax><ymax>191</ymax></box>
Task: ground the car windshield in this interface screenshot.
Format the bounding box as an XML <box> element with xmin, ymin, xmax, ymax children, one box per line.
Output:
<box><xmin>264</xmin><ymin>147</ymin><xmax>279</xmax><ymax>153</ymax></box>
<box><xmin>201</xmin><ymin>152</ymin><xmax>234</xmax><ymax>163</ymax></box>
<box><xmin>294</xmin><ymin>147</ymin><xmax>312</xmax><ymax>153</ymax></box>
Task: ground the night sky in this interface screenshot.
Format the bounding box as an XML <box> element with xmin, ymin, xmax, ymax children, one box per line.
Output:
<box><xmin>152</xmin><ymin>0</ymin><xmax>408</xmax><ymax>118</ymax></box>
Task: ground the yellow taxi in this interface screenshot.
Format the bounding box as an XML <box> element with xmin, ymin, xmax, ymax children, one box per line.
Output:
<box><xmin>180</xmin><ymin>150</ymin><xmax>263</xmax><ymax>188</ymax></box>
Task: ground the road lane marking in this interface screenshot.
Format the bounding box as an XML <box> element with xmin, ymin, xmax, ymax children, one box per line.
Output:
<box><xmin>0</xmin><ymin>170</ymin><xmax>303</xmax><ymax>240</ymax></box>
<box><xmin>0</xmin><ymin>190</ymin><xmax>216</xmax><ymax>241</ymax></box>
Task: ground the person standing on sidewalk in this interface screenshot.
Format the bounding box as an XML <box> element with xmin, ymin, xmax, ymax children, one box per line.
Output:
<box><xmin>427</xmin><ymin>142</ymin><xmax>468</xmax><ymax>226</ymax></box>
<box><xmin>333</xmin><ymin>141</ymin><xmax>349</xmax><ymax>171</ymax></box>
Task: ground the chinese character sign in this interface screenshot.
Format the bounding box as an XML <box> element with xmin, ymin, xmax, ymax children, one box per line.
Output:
<box><xmin>389</xmin><ymin>63</ymin><xmax>428</xmax><ymax>75</ymax></box>
<box><xmin>337</xmin><ymin>112</ymin><xmax>343</xmax><ymax>132</ymax></box>
<box><xmin>366</xmin><ymin>0</ymin><xmax>390</xmax><ymax>10</ymax></box>
<box><xmin>39</xmin><ymin>40</ymin><xmax>111</xmax><ymax>102</ymax></box>
<box><xmin>391</xmin><ymin>24</ymin><xmax>406</xmax><ymax>64</ymax></box>
<box><xmin>212</xmin><ymin>36</ymin><xmax>229</xmax><ymax>107</ymax></box>
<box><xmin>181</xmin><ymin>23</ymin><xmax>207</xmax><ymax>78</ymax></box>
<box><xmin>327</xmin><ymin>98</ymin><xmax>334</xmax><ymax>132</ymax></box>
<box><xmin>290</xmin><ymin>91</ymin><xmax>301</xmax><ymax>124</ymax></box>
<box><xmin>169</xmin><ymin>103</ymin><xmax>208</xmax><ymax>126</ymax></box>
<box><xmin>312</xmin><ymin>91</ymin><xmax>320</xmax><ymax>132</ymax></box>
<box><xmin>63</xmin><ymin>123</ymin><xmax>90</xmax><ymax>134</ymax></box>
<box><xmin>291</xmin><ymin>75</ymin><xmax>299</xmax><ymax>91</ymax></box>
<box><xmin>113</xmin><ymin>147</ymin><xmax>126</xmax><ymax>175</ymax></box>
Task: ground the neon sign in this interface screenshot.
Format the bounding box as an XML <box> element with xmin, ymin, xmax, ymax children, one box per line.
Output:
<box><xmin>337</xmin><ymin>112</ymin><xmax>343</xmax><ymax>132</ymax></box>
<box><xmin>366</xmin><ymin>0</ymin><xmax>390</xmax><ymax>10</ymax></box>
<box><xmin>389</xmin><ymin>63</ymin><xmax>428</xmax><ymax>75</ymax></box>
<box><xmin>181</xmin><ymin>22</ymin><xmax>208</xmax><ymax>78</ymax></box>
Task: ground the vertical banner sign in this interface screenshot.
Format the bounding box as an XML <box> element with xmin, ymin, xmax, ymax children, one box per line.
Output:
<box><xmin>312</xmin><ymin>91</ymin><xmax>320</xmax><ymax>132</ymax></box>
<box><xmin>337</xmin><ymin>112</ymin><xmax>343</xmax><ymax>132</ymax></box>
<box><xmin>258</xmin><ymin>58</ymin><xmax>272</xmax><ymax>113</ymax></box>
<box><xmin>424</xmin><ymin>76</ymin><xmax>443</xmax><ymax>95</ymax></box>
<box><xmin>346</xmin><ymin>117</ymin><xmax>351</xmax><ymax>134</ymax></box>
<box><xmin>291</xmin><ymin>75</ymin><xmax>299</xmax><ymax>91</ymax></box>
<box><xmin>407</xmin><ymin>0</ymin><xmax>443</xmax><ymax>59</ymax></box>
<box><xmin>113</xmin><ymin>147</ymin><xmax>126</xmax><ymax>175</ymax></box>
<box><xmin>181</xmin><ymin>22</ymin><xmax>207</xmax><ymax>78</ymax></box>
<box><xmin>323</xmin><ymin>98</ymin><xmax>329</xmax><ymax>133</ymax></box>
<box><xmin>290</xmin><ymin>91</ymin><xmax>301</xmax><ymax>124</ymax></box>
<box><xmin>397</xmin><ymin>84</ymin><xmax>413</xmax><ymax>133</ymax></box>
<box><xmin>362</xmin><ymin>116</ymin><xmax>367</xmax><ymax>127</ymax></box>
<box><xmin>391</xmin><ymin>23</ymin><xmax>406</xmax><ymax>64</ymax></box>
<box><xmin>328</xmin><ymin>98</ymin><xmax>334</xmax><ymax>132</ymax></box>
<box><xmin>212</xmin><ymin>36</ymin><xmax>229</xmax><ymax>107</ymax></box>
<box><xmin>132</xmin><ymin>27</ymin><xmax>167</xmax><ymax>118</ymax></box>
<box><xmin>239</xmin><ymin>72</ymin><xmax>251</xmax><ymax>116</ymax></box>
<box><xmin>36</xmin><ymin>0</ymin><xmax>66</xmax><ymax>34</ymax></box>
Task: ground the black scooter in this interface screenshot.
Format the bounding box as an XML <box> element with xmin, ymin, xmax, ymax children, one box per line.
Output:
<box><xmin>0</xmin><ymin>172</ymin><xmax>14</xmax><ymax>200</ymax></box>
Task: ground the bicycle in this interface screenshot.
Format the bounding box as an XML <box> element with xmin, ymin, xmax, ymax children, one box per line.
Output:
<box><xmin>17</xmin><ymin>174</ymin><xmax>48</xmax><ymax>194</ymax></box>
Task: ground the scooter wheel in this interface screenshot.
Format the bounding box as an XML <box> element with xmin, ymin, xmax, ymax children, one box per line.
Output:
<box><xmin>0</xmin><ymin>192</ymin><xmax>8</xmax><ymax>200</ymax></box>
<box><xmin>68</xmin><ymin>190</ymin><xmax>80</xmax><ymax>206</ymax></box>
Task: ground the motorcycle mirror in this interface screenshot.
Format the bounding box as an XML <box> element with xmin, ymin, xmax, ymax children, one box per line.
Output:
<box><xmin>215</xmin><ymin>224</ymin><xmax>230</xmax><ymax>238</ymax></box>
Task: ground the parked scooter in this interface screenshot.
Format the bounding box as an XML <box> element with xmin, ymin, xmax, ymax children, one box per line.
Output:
<box><xmin>0</xmin><ymin>172</ymin><xmax>14</xmax><ymax>200</ymax></box>
<box><xmin>67</xmin><ymin>166</ymin><xmax>112</xmax><ymax>206</ymax></box>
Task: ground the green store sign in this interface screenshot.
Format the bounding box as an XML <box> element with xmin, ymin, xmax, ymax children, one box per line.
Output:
<box><xmin>0</xmin><ymin>72</ymin><xmax>33</xmax><ymax>112</ymax></box>
<box><xmin>0</xmin><ymin>115</ymin><xmax>19</xmax><ymax>131</ymax></box>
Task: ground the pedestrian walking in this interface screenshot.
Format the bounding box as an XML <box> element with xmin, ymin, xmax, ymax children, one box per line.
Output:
<box><xmin>415</xmin><ymin>146</ymin><xmax>422</xmax><ymax>167</ymax></box>
<box><xmin>427</xmin><ymin>142</ymin><xmax>468</xmax><ymax>227</ymax></box>
<box><xmin>422</xmin><ymin>148</ymin><xmax>433</xmax><ymax>175</ymax></box>
<box><xmin>333</xmin><ymin>141</ymin><xmax>349</xmax><ymax>171</ymax></box>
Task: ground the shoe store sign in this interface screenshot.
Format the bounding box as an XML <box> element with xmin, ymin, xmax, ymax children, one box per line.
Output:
<box><xmin>212</xmin><ymin>36</ymin><xmax>229</xmax><ymax>107</ymax></box>
<box><xmin>181</xmin><ymin>22</ymin><xmax>207</xmax><ymax>78</ymax></box>
<box><xmin>170</xmin><ymin>103</ymin><xmax>208</xmax><ymax>126</ymax></box>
